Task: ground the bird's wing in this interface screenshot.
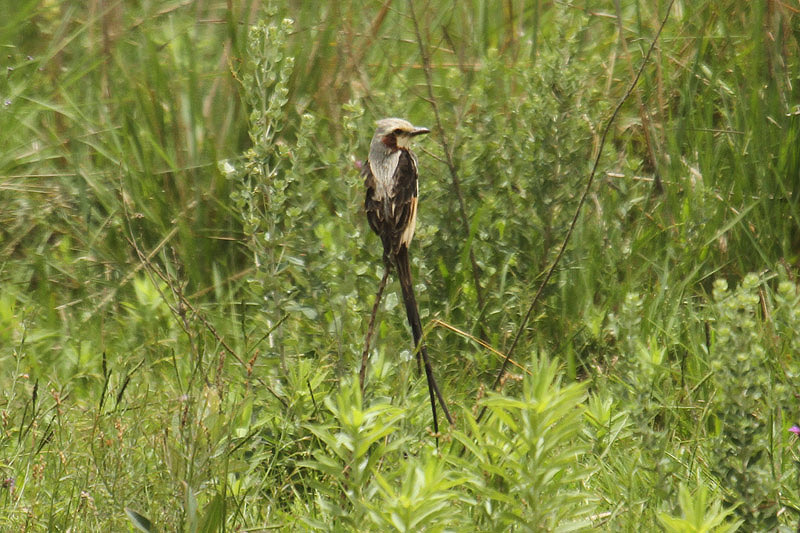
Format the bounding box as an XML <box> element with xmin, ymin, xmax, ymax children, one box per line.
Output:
<box><xmin>389</xmin><ymin>150</ymin><xmax>419</xmax><ymax>251</ymax></box>
<box><xmin>365</xmin><ymin>150</ymin><xmax>419</xmax><ymax>257</ymax></box>
<box><xmin>363</xmin><ymin>162</ymin><xmax>383</xmax><ymax>238</ymax></box>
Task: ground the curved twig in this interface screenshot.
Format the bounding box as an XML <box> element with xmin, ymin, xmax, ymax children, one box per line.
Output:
<box><xmin>477</xmin><ymin>0</ymin><xmax>675</xmax><ymax>423</ymax></box>
<box><xmin>359</xmin><ymin>266</ymin><xmax>391</xmax><ymax>391</ymax></box>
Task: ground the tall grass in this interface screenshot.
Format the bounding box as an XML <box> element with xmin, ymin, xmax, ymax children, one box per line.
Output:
<box><xmin>1</xmin><ymin>1</ymin><xmax>798</xmax><ymax>531</ymax></box>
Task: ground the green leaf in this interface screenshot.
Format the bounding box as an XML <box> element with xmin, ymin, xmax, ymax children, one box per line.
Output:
<box><xmin>125</xmin><ymin>508</ymin><xmax>155</xmax><ymax>533</ymax></box>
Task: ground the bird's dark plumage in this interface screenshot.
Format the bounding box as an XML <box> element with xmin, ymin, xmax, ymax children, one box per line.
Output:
<box><xmin>365</xmin><ymin>149</ymin><xmax>418</xmax><ymax>261</ymax></box>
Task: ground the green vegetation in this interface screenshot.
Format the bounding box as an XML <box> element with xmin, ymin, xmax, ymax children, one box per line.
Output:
<box><xmin>1</xmin><ymin>1</ymin><xmax>799</xmax><ymax>531</ymax></box>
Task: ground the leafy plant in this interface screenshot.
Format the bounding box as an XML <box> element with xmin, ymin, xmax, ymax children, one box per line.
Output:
<box><xmin>657</xmin><ymin>483</ymin><xmax>742</xmax><ymax>533</ymax></box>
<box><xmin>455</xmin><ymin>357</ymin><xmax>596</xmax><ymax>531</ymax></box>
<box><xmin>707</xmin><ymin>273</ymin><xmax>799</xmax><ymax>529</ymax></box>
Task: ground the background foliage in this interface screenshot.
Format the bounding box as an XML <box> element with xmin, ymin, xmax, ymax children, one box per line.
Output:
<box><xmin>1</xmin><ymin>0</ymin><xmax>799</xmax><ymax>531</ymax></box>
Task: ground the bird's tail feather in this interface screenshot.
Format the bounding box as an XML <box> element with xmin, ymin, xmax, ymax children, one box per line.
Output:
<box><xmin>395</xmin><ymin>247</ymin><xmax>423</xmax><ymax>367</ymax></box>
<box><xmin>395</xmin><ymin>246</ymin><xmax>453</xmax><ymax>430</ymax></box>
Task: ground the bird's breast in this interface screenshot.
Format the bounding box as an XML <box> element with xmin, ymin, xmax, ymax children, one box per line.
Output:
<box><xmin>369</xmin><ymin>150</ymin><xmax>402</xmax><ymax>202</ymax></box>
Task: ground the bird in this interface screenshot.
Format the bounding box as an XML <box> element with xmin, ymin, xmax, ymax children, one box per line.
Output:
<box><xmin>362</xmin><ymin>117</ymin><xmax>453</xmax><ymax>435</ymax></box>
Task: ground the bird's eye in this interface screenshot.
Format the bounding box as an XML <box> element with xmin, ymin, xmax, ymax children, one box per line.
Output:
<box><xmin>393</xmin><ymin>128</ymin><xmax>403</xmax><ymax>135</ymax></box>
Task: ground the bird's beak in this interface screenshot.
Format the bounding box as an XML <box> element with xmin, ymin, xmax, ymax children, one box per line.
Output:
<box><xmin>411</xmin><ymin>127</ymin><xmax>430</xmax><ymax>136</ymax></box>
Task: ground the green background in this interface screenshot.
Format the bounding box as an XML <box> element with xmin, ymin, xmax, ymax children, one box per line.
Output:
<box><xmin>1</xmin><ymin>1</ymin><xmax>799</xmax><ymax>530</ymax></box>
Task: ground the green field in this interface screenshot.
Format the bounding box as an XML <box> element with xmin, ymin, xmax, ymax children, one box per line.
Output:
<box><xmin>2</xmin><ymin>1</ymin><xmax>799</xmax><ymax>531</ymax></box>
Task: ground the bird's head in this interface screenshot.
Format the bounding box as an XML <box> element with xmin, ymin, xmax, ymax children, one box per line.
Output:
<box><xmin>372</xmin><ymin>117</ymin><xmax>430</xmax><ymax>151</ymax></box>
